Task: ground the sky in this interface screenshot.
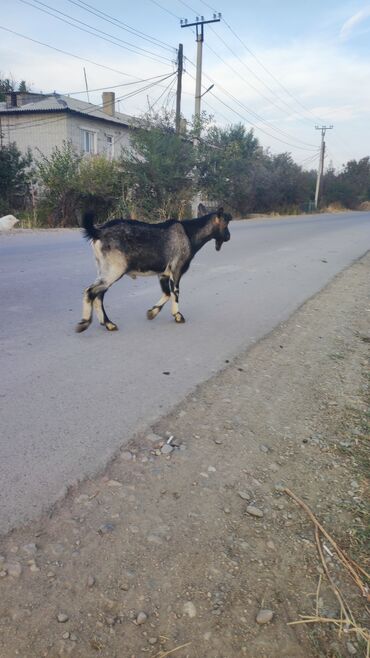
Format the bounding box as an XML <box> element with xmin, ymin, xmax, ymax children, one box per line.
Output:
<box><xmin>1</xmin><ymin>0</ymin><xmax>370</xmax><ymax>169</ymax></box>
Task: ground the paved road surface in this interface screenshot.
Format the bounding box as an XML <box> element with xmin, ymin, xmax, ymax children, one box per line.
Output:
<box><xmin>1</xmin><ymin>212</ymin><xmax>370</xmax><ymax>534</ymax></box>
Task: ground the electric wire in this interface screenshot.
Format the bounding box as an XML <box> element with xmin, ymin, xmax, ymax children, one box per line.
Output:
<box><xmin>3</xmin><ymin>72</ymin><xmax>177</xmax><ymax>132</ymax></box>
<box><xmin>65</xmin><ymin>0</ymin><xmax>175</xmax><ymax>52</ymax></box>
<box><xmin>17</xmin><ymin>0</ymin><xmax>174</xmax><ymax>66</ymax></box>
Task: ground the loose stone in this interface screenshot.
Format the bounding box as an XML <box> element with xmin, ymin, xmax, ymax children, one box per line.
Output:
<box><xmin>87</xmin><ymin>575</ymin><xmax>95</xmax><ymax>587</ymax></box>
<box><xmin>161</xmin><ymin>444</ymin><xmax>174</xmax><ymax>455</ymax></box>
<box><xmin>98</xmin><ymin>523</ymin><xmax>115</xmax><ymax>535</ymax></box>
<box><xmin>246</xmin><ymin>505</ymin><xmax>264</xmax><ymax>518</ymax></box>
<box><xmin>256</xmin><ymin>609</ymin><xmax>274</xmax><ymax>624</ymax></box>
<box><xmin>183</xmin><ymin>601</ymin><xmax>197</xmax><ymax>618</ymax></box>
<box><xmin>238</xmin><ymin>491</ymin><xmax>251</xmax><ymax>501</ymax></box>
<box><xmin>7</xmin><ymin>562</ymin><xmax>22</xmax><ymax>578</ymax></box>
<box><xmin>136</xmin><ymin>611</ymin><xmax>148</xmax><ymax>625</ymax></box>
<box><xmin>57</xmin><ymin>613</ymin><xmax>69</xmax><ymax>623</ymax></box>
<box><xmin>120</xmin><ymin>451</ymin><xmax>133</xmax><ymax>461</ymax></box>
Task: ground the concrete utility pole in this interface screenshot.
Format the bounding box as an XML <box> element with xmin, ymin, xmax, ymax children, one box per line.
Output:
<box><xmin>314</xmin><ymin>125</ymin><xmax>333</xmax><ymax>209</ymax></box>
<box><xmin>175</xmin><ymin>43</ymin><xmax>183</xmax><ymax>134</ymax></box>
<box><xmin>181</xmin><ymin>13</ymin><xmax>221</xmax><ymax>126</ymax></box>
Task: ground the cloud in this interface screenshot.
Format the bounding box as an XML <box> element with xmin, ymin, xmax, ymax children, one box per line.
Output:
<box><xmin>339</xmin><ymin>6</ymin><xmax>370</xmax><ymax>40</ymax></box>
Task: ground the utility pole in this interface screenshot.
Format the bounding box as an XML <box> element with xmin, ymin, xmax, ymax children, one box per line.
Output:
<box><xmin>181</xmin><ymin>13</ymin><xmax>221</xmax><ymax>127</ymax></box>
<box><xmin>314</xmin><ymin>125</ymin><xmax>333</xmax><ymax>209</ymax></box>
<box><xmin>175</xmin><ymin>43</ymin><xmax>183</xmax><ymax>134</ymax></box>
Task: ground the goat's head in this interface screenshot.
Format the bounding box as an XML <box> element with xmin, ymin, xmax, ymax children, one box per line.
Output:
<box><xmin>213</xmin><ymin>207</ymin><xmax>232</xmax><ymax>251</ymax></box>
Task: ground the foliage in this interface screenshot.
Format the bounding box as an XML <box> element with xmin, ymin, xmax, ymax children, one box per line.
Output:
<box><xmin>120</xmin><ymin>110</ymin><xmax>196</xmax><ymax>220</ymax></box>
<box><xmin>323</xmin><ymin>157</ymin><xmax>370</xmax><ymax>209</ymax></box>
<box><xmin>36</xmin><ymin>143</ymin><xmax>124</xmax><ymax>225</ymax></box>
<box><xmin>0</xmin><ymin>142</ymin><xmax>32</xmax><ymax>215</ymax></box>
<box><xmin>36</xmin><ymin>141</ymin><xmax>82</xmax><ymax>226</ymax></box>
<box><xmin>0</xmin><ymin>75</ymin><xmax>31</xmax><ymax>101</ymax></box>
<box><xmin>77</xmin><ymin>155</ymin><xmax>122</xmax><ymax>218</ymax></box>
<box><xmin>198</xmin><ymin>123</ymin><xmax>317</xmax><ymax>215</ymax></box>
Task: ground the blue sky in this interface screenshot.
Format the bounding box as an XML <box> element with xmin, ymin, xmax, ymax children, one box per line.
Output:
<box><xmin>2</xmin><ymin>0</ymin><xmax>370</xmax><ymax>168</ymax></box>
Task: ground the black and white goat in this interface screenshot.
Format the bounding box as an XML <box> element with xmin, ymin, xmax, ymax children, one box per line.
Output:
<box><xmin>76</xmin><ymin>207</ymin><xmax>232</xmax><ymax>333</ymax></box>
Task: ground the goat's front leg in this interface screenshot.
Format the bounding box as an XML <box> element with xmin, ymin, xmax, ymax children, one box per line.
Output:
<box><xmin>147</xmin><ymin>275</ymin><xmax>171</xmax><ymax>320</ymax></box>
<box><xmin>93</xmin><ymin>291</ymin><xmax>117</xmax><ymax>331</ymax></box>
<box><xmin>169</xmin><ymin>276</ymin><xmax>185</xmax><ymax>323</ymax></box>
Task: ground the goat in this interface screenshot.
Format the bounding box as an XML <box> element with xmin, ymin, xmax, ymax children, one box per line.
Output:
<box><xmin>76</xmin><ymin>207</ymin><xmax>232</xmax><ymax>333</ymax></box>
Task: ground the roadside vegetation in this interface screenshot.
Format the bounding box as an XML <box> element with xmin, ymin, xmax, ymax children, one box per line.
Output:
<box><xmin>1</xmin><ymin>106</ymin><xmax>370</xmax><ymax>227</ymax></box>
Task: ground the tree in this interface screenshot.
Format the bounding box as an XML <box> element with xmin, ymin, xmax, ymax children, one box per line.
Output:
<box><xmin>0</xmin><ymin>75</ymin><xmax>31</xmax><ymax>101</ymax></box>
<box><xmin>0</xmin><ymin>143</ymin><xmax>32</xmax><ymax>215</ymax></box>
<box><xmin>36</xmin><ymin>141</ymin><xmax>82</xmax><ymax>226</ymax></box>
<box><xmin>197</xmin><ymin>123</ymin><xmax>262</xmax><ymax>215</ymax></box>
<box><xmin>120</xmin><ymin>110</ymin><xmax>196</xmax><ymax>220</ymax></box>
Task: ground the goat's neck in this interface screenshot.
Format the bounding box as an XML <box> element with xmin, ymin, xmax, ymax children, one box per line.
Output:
<box><xmin>183</xmin><ymin>217</ymin><xmax>216</xmax><ymax>254</ymax></box>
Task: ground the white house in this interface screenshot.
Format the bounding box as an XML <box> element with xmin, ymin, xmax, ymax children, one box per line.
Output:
<box><xmin>0</xmin><ymin>91</ymin><xmax>136</xmax><ymax>160</ymax></box>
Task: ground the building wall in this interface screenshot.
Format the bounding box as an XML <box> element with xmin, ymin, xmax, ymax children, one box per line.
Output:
<box><xmin>1</xmin><ymin>112</ymin><xmax>68</xmax><ymax>159</ymax></box>
<box><xmin>1</xmin><ymin>112</ymin><xmax>132</xmax><ymax>160</ymax></box>
<box><xmin>66</xmin><ymin>114</ymin><xmax>131</xmax><ymax>160</ymax></box>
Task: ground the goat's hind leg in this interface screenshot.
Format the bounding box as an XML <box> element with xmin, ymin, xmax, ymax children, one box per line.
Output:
<box><xmin>147</xmin><ymin>275</ymin><xmax>171</xmax><ymax>320</ymax></box>
<box><xmin>169</xmin><ymin>276</ymin><xmax>185</xmax><ymax>324</ymax></box>
<box><xmin>76</xmin><ymin>270</ymin><xmax>124</xmax><ymax>333</ymax></box>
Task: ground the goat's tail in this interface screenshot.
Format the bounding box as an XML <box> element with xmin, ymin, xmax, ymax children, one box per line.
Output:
<box><xmin>82</xmin><ymin>212</ymin><xmax>100</xmax><ymax>241</ymax></box>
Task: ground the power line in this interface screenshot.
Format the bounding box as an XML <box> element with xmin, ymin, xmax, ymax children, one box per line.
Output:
<box><xmin>185</xmin><ymin>67</ymin><xmax>317</xmax><ymax>151</ymax></box>
<box><xmin>17</xmin><ymin>0</ymin><xmax>174</xmax><ymax>66</ymax></box>
<box><xmin>0</xmin><ymin>24</ymin><xmax>169</xmax><ymax>79</ymax></box>
<box><xmin>148</xmin><ymin>1</ymin><xmax>318</xmax><ymax>151</ymax></box>
<box><xmin>65</xmin><ymin>0</ymin><xmax>175</xmax><ymax>52</ymax></box>
<box><xmin>3</xmin><ymin>73</ymin><xmax>177</xmax><ymax>132</ymax></box>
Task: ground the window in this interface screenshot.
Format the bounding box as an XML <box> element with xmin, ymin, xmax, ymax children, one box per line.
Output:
<box><xmin>105</xmin><ymin>134</ymin><xmax>114</xmax><ymax>160</ymax></box>
<box><xmin>81</xmin><ymin>129</ymin><xmax>96</xmax><ymax>154</ymax></box>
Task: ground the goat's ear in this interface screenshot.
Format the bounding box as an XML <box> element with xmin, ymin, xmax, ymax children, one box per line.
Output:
<box><xmin>197</xmin><ymin>202</ymin><xmax>207</xmax><ymax>217</ymax></box>
<box><xmin>216</xmin><ymin>207</ymin><xmax>224</xmax><ymax>218</ymax></box>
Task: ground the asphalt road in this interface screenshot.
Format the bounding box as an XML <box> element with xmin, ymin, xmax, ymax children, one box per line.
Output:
<box><xmin>1</xmin><ymin>211</ymin><xmax>370</xmax><ymax>535</ymax></box>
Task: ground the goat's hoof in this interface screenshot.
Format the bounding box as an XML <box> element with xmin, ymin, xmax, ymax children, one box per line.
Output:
<box><xmin>174</xmin><ymin>312</ymin><xmax>185</xmax><ymax>323</ymax></box>
<box><xmin>75</xmin><ymin>319</ymin><xmax>91</xmax><ymax>333</ymax></box>
<box><xmin>105</xmin><ymin>322</ymin><xmax>118</xmax><ymax>331</ymax></box>
<box><xmin>147</xmin><ymin>308</ymin><xmax>158</xmax><ymax>320</ymax></box>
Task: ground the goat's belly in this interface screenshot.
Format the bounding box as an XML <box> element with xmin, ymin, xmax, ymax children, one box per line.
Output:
<box><xmin>128</xmin><ymin>270</ymin><xmax>160</xmax><ymax>279</ymax></box>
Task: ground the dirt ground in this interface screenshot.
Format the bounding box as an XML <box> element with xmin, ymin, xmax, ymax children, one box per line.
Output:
<box><xmin>0</xmin><ymin>254</ymin><xmax>369</xmax><ymax>658</ymax></box>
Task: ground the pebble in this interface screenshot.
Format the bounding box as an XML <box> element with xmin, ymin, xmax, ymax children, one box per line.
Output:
<box><xmin>246</xmin><ymin>505</ymin><xmax>264</xmax><ymax>518</ymax></box>
<box><xmin>22</xmin><ymin>543</ymin><xmax>37</xmax><ymax>556</ymax></box>
<box><xmin>238</xmin><ymin>491</ymin><xmax>251</xmax><ymax>501</ymax></box>
<box><xmin>120</xmin><ymin>451</ymin><xmax>133</xmax><ymax>461</ymax></box>
<box><xmin>70</xmin><ymin>633</ymin><xmax>78</xmax><ymax>642</ymax></box>
<box><xmin>146</xmin><ymin>432</ymin><xmax>162</xmax><ymax>443</ymax></box>
<box><xmin>57</xmin><ymin>613</ymin><xmax>69</xmax><ymax>623</ymax></box>
<box><xmin>136</xmin><ymin>611</ymin><xmax>148</xmax><ymax>625</ymax></box>
<box><xmin>214</xmin><ymin>439</ymin><xmax>223</xmax><ymax>445</ymax></box>
<box><xmin>148</xmin><ymin>637</ymin><xmax>158</xmax><ymax>645</ymax></box>
<box><xmin>268</xmin><ymin>463</ymin><xmax>279</xmax><ymax>472</ymax></box>
<box><xmin>87</xmin><ymin>575</ymin><xmax>95</xmax><ymax>587</ymax></box>
<box><xmin>0</xmin><ymin>570</ymin><xmax>8</xmax><ymax>578</ymax></box>
<box><xmin>346</xmin><ymin>641</ymin><xmax>357</xmax><ymax>655</ymax></box>
<box><xmin>208</xmin><ymin>466</ymin><xmax>216</xmax><ymax>473</ymax></box>
<box><xmin>260</xmin><ymin>444</ymin><xmax>271</xmax><ymax>453</ymax></box>
<box><xmin>183</xmin><ymin>601</ymin><xmax>197</xmax><ymax>618</ymax></box>
<box><xmin>6</xmin><ymin>562</ymin><xmax>22</xmax><ymax>578</ymax></box>
<box><xmin>107</xmin><ymin>479</ymin><xmax>123</xmax><ymax>487</ymax></box>
<box><xmin>256</xmin><ymin>609</ymin><xmax>274</xmax><ymax>624</ymax></box>
<box><xmin>62</xmin><ymin>632</ymin><xmax>70</xmax><ymax>640</ymax></box>
<box><xmin>161</xmin><ymin>444</ymin><xmax>174</xmax><ymax>455</ymax></box>
<box><xmin>98</xmin><ymin>523</ymin><xmax>115</xmax><ymax>535</ymax></box>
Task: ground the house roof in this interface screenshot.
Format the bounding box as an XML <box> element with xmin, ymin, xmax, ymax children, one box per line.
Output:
<box><xmin>0</xmin><ymin>93</ymin><xmax>138</xmax><ymax>128</ymax></box>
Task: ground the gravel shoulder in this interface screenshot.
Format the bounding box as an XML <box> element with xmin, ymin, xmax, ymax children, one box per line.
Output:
<box><xmin>0</xmin><ymin>253</ymin><xmax>369</xmax><ymax>658</ymax></box>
